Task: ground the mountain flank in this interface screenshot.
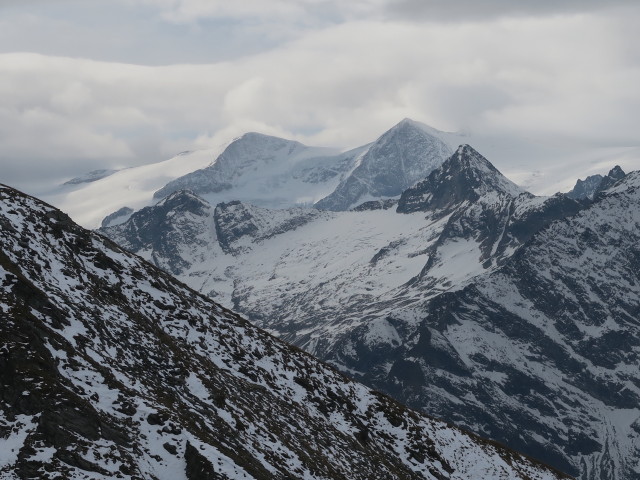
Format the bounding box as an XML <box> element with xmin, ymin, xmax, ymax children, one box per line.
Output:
<box><xmin>99</xmin><ymin>146</ymin><xmax>640</xmax><ymax>479</ymax></box>
<box><xmin>0</xmin><ymin>183</ymin><xmax>569</xmax><ymax>479</ymax></box>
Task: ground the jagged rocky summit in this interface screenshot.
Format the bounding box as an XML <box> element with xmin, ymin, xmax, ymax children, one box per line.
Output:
<box><xmin>100</xmin><ymin>144</ymin><xmax>640</xmax><ymax>480</ymax></box>
<box><xmin>0</xmin><ymin>183</ymin><xmax>569</xmax><ymax>479</ymax></box>
<box><xmin>565</xmin><ymin>165</ymin><xmax>625</xmax><ymax>200</ymax></box>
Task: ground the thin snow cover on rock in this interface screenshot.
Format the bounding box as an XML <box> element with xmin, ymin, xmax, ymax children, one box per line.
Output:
<box><xmin>101</xmin><ymin>145</ymin><xmax>640</xmax><ymax>479</ymax></box>
<box><xmin>0</xmin><ymin>184</ymin><xmax>567</xmax><ymax>479</ymax></box>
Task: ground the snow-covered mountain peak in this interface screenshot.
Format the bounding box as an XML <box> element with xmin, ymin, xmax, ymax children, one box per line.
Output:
<box><xmin>151</xmin><ymin>132</ymin><xmax>360</xmax><ymax>211</ymax></box>
<box><xmin>41</xmin><ymin>120</ymin><xmax>465</xmax><ymax>229</ymax></box>
<box><xmin>314</xmin><ymin>120</ymin><xmax>453</xmax><ymax>211</ymax></box>
<box><xmin>237</xmin><ymin>130</ymin><xmax>299</xmax><ymax>143</ymax></box>
<box><xmin>394</xmin><ymin>117</ymin><xmax>456</xmax><ymax>139</ymax></box>
<box><xmin>215</xmin><ymin>131</ymin><xmax>309</xmax><ymax>167</ymax></box>
<box><xmin>153</xmin><ymin>133</ymin><xmax>317</xmax><ymax>200</ymax></box>
<box><xmin>388</xmin><ymin>117</ymin><xmax>436</xmax><ymax>135</ymax></box>
<box><xmin>375</xmin><ymin>117</ymin><xmax>442</xmax><ymax>150</ymax></box>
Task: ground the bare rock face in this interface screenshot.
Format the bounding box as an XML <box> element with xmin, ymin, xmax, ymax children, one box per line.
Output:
<box><xmin>397</xmin><ymin>144</ymin><xmax>523</xmax><ymax>215</ymax></box>
<box><xmin>566</xmin><ymin>165</ymin><xmax>626</xmax><ymax>200</ymax></box>
<box><xmin>213</xmin><ymin>201</ymin><xmax>323</xmax><ymax>255</ymax></box>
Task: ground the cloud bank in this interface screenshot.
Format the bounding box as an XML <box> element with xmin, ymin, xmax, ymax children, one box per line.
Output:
<box><xmin>0</xmin><ymin>1</ymin><xmax>639</xmax><ymax>193</ymax></box>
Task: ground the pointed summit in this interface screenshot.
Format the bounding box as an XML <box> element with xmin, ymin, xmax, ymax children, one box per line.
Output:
<box><xmin>566</xmin><ymin>165</ymin><xmax>626</xmax><ymax>200</ymax></box>
<box><xmin>607</xmin><ymin>165</ymin><xmax>625</xmax><ymax>179</ymax></box>
<box><xmin>314</xmin><ymin>119</ymin><xmax>453</xmax><ymax>211</ymax></box>
<box><xmin>397</xmin><ymin>144</ymin><xmax>523</xmax><ymax>214</ymax></box>
<box><xmin>394</xmin><ymin>117</ymin><xmax>451</xmax><ymax>138</ymax></box>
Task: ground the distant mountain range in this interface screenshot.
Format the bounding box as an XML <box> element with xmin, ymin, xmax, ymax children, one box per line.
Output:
<box><xmin>50</xmin><ymin>119</ymin><xmax>458</xmax><ymax>229</ymax></box>
<box><xmin>100</xmin><ymin>142</ymin><xmax>640</xmax><ymax>480</ymax></box>
<box><xmin>0</xmin><ymin>183</ymin><xmax>568</xmax><ymax>480</ymax></box>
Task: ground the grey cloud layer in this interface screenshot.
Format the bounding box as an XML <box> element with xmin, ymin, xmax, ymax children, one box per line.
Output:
<box><xmin>384</xmin><ymin>0</ymin><xmax>639</xmax><ymax>21</ymax></box>
<box><xmin>0</xmin><ymin>1</ymin><xmax>639</xmax><ymax>193</ymax></box>
<box><xmin>132</xmin><ymin>0</ymin><xmax>640</xmax><ymax>23</ymax></box>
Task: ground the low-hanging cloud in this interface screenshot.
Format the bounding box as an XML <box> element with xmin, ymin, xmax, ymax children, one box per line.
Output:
<box><xmin>1</xmin><ymin>5</ymin><xmax>639</xmax><ymax>193</ymax></box>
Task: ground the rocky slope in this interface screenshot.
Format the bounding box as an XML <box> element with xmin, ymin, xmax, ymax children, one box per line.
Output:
<box><xmin>99</xmin><ymin>145</ymin><xmax>640</xmax><ymax>479</ymax></box>
<box><xmin>0</xmin><ymin>184</ymin><xmax>569</xmax><ymax>479</ymax></box>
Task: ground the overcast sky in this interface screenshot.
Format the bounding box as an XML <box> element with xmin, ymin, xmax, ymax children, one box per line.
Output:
<box><xmin>1</xmin><ymin>0</ymin><xmax>639</xmax><ymax>193</ymax></box>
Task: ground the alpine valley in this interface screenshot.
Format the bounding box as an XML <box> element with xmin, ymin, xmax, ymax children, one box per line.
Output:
<box><xmin>4</xmin><ymin>118</ymin><xmax>640</xmax><ymax>480</ymax></box>
<box><xmin>95</xmin><ymin>122</ymin><xmax>640</xmax><ymax>480</ymax></box>
<box><xmin>0</xmin><ymin>184</ymin><xmax>569</xmax><ymax>480</ymax></box>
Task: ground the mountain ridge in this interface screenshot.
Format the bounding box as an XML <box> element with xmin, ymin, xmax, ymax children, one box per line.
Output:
<box><xmin>99</xmin><ymin>147</ymin><xmax>639</xmax><ymax>479</ymax></box>
<box><xmin>566</xmin><ymin>165</ymin><xmax>626</xmax><ymax>200</ymax></box>
<box><xmin>0</xmin><ymin>183</ymin><xmax>569</xmax><ymax>479</ymax></box>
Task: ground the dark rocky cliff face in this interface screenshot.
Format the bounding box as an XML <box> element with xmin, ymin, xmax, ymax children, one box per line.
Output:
<box><xmin>397</xmin><ymin>144</ymin><xmax>522</xmax><ymax>215</ymax></box>
<box><xmin>213</xmin><ymin>201</ymin><xmax>322</xmax><ymax>255</ymax></box>
<box><xmin>397</xmin><ymin>145</ymin><xmax>585</xmax><ymax>276</ymax></box>
<box><xmin>566</xmin><ymin>165</ymin><xmax>626</xmax><ymax>200</ymax></box>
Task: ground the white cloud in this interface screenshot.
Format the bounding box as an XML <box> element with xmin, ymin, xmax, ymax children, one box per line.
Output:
<box><xmin>1</xmin><ymin>4</ymin><xmax>639</xmax><ymax>194</ymax></box>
